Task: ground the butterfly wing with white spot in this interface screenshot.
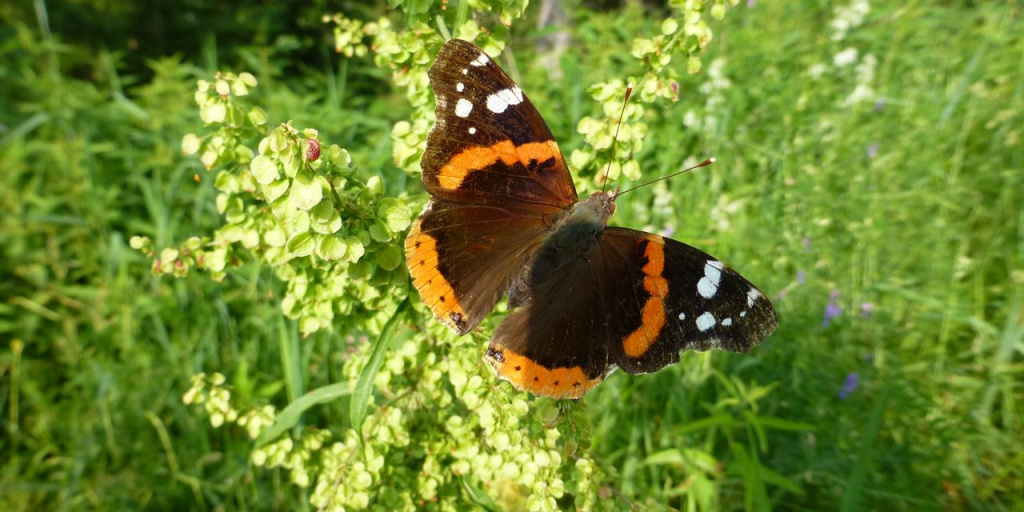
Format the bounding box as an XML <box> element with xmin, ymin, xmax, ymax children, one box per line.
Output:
<box><xmin>420</xmin><ymin>39</ymin><xmax>577</xmax><ymax>210</ymax></box>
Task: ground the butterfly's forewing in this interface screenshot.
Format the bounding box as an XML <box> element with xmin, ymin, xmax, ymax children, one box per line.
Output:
<box><xmin>407</xmin><ymin>39</ymin><xmax>577</xmax><ymax>335</ymax></box>
<box><xmin>420</xmin><ymin>39</ymin><xmax>577</xmax><ymax>209</ymax></box>
<box><xmin>484</xmin><ymin>227</ymin><xmax>778</xmax><ymax>398</ymax></box>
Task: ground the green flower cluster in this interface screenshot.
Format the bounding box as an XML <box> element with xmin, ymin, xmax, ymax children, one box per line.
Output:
<box><xmin>133</xmin><ymin>72</ymin><xmax>414</xmax><ymax>335</ymax></box>
<box><xmin>570</xmin><ymin>0</ymin><xmax>736</xmax><ymax>191</ymax></box>
<box><xmin>185</xmin><ymin>324</ymin><xmax>614</xmax><ymax>510</ymax></box>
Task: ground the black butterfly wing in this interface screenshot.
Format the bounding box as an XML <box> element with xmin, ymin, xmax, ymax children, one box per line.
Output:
<box><xmin>420</xmin><ymin>39</ymin><xmax>577</xmax><ymax>209</ymax></box>
<box><xmin>601</xmin><ymin>228</ymin><xmax>778</xmax><ymax>374</ymax></box>
<box><xmin>484</xmin><ymin>227</ymin><xmax>777</xmax><ymax>399</ymax></box>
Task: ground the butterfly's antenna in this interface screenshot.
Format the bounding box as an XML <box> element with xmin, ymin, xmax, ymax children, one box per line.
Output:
<box><xmin>600</xmin><ymin>83</ymin><xmax>634</xmax><ymax>194</ymax></box>
<box><xmin>614</xmin><ymin>157</ymin><xmax>716</xmax><ymax>198</ymax></box>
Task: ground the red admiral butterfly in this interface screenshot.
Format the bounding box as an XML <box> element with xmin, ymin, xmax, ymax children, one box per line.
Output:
<box><xmin>405</xmin><ymin>39</ymin><xmax>778</xmax><ymax>399</ymax></box>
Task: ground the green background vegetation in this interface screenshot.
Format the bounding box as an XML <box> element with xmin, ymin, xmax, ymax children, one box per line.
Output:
<box><xmin>2</xmin><ymin>0</ymin><xmax>1022</xmax><ymax>510</ymax></box>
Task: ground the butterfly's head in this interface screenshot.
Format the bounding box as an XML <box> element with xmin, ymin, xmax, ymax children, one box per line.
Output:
<box><xmin>581</xmin><ymin>191</ymin><xmax>617</xmax><ymax>224</ymax></box>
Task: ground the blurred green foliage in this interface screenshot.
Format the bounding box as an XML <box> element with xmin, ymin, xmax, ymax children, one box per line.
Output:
<box><xmin>2</xmin><ymin>0</ymin><xmax>1022</xmax><ymax>510</ymax></box>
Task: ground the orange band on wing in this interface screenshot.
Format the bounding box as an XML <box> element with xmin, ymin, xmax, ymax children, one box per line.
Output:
<box><xmin>437</xmin><ymin>140</ymin><xmax>561</xmax><ymax>190</ymax></box>
<box><xmin>622</xmin><ymin>236</ymin><xmax>669</xmax><ymax>358</ymax></box>
<box><xmin>405</xmin><ymin>220</ymin><xmax>468</xmax><ymax>333</ymax></box>
<box><xmin>484</xmin><ymin>347</ymin><xmax>603</xmax><ymax>400</ymax></box>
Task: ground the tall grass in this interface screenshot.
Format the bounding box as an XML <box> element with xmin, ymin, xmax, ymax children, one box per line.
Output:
<box><xmin>2</xmin><ymin>0</ymin><xmax>1022</xmax><ymax>510</ymax></box>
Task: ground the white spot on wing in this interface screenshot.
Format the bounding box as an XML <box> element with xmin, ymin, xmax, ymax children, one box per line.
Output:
<box><xmin>468</xmin><ymin>127</ymin><xmax>476</xmax><ymax>134</ymax></box>
<box><xmin>455</xmin><ymin>98</ymin><xmax>473</xmax><ymax>118</ymax></box>
<box><xmin>462</xmin><ymin>68</ymin><xmax>468</xmax><ymax>75</ymax></box>
<box><xmin>456</xmin><ymin>82</ymin><xmax>465</xmax><ymax>92</ymax></box>
<box><xmin>486</xmin><ymin>87</ymin><xmax>524</xmax><ymax>114</ymax></box>
<box><xmin>697</xmin><ymin>260</ymin><xmax>723</xmax><ymax>299</ymax></box>
<box><xmin>697</xmin><ymin>277</ymin><xmax>717</xmax><ymax>298</ymax></box>
<box><xmin>722</xmin><ymin>318</ymin><xmax>733</xmax><ymax>326</ymax></box>
<box><xmin>696</xmin><ymin>312</ymin><xmax>716</xmax><ymax>332</ymax></box>
<box><xmin>747</xmin><ymin>288</ymin><xmax>761</xmax><ymax>307</ymax></box>
<box><xmin>740</xmin><ymin>311</ymin><xmax>747</xmax><ymax>318</ymax></box>
<box><xmin>471</xmin><ymin>53</ymin><xmax>488</xmax><ymax>66</ymax></box>
<box><xmin>677</xmin><ymin>311</ymin><xmax>686</xmax><ymax>321</ymax></box>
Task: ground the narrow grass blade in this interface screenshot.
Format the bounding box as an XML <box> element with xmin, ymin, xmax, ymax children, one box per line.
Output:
<box><xmin>255</xmin><ymin>382</ymin><xmax>352</xmax><ymax>448</ymax></box>
<box><xmin>839</xmin><ymin>379</ymin><xmax>891</xmax><ymax>512</ymax></box>
<box><xmin>460</xmin><ymin>476</ymin><xmax>500</xmax><ymax>511</ymax></box>
<box><xmin>278</xmin><ymin>316</ymin><xmax>304</xmax><ymax>403</ymax></box>
<box><xmin>349</xmin><ymin>298</ymin><xmax>411</xmax><ymax>432</ymax></box>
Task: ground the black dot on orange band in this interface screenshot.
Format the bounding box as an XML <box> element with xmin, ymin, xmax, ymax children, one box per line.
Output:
<box><xmin>420</xmin><ymin>259</ymin><xmax>425</xmax><ymax>265</ymax></box>
<box><xmin>514</xmin><ymin>365</ymin><xmax>521</xmax><ymax>371</ymax></box>
<box><xmin>439</xmin><ymin>296</ymin><xmax>446</xmax><ymax>302</ymax></box>
<box><xmin>534</xmin><ymin>377</ymin><xmax>539</xmax><ymax>382</ymax></box>
<box><xmin>553</xmin><ymin>380</ymin><xmax>559</xmax><ymax>386</ymax></box>
<box><xmin>415</xmin><ymin>242</ymin><xmax>421</xmax><ymax>248</ymax></box>
<box><xmin>573</xmin><ymin>382</ymin><xmax>580</xmax><ymax>388</ymax></box>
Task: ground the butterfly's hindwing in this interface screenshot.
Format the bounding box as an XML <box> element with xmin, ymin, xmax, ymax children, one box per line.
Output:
<box><xmin>405</xmin><ymin>200</ymin><xmax>550</xmax><ymax>335</ymax></box>
<box><xmin>601</xmin><ymin>228</ymin><xmax>778</xmax><ymax>374</ymax></box>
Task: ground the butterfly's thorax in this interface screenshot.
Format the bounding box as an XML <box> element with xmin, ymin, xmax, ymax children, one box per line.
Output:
<box><xmin>548</xmin><ymin>191</ymin><xmax>617</xmax><ymax>258</ymax></box>
<box><xmin>536</xmin><ymin>192</ymin><xmax>616</xmax><ymax>273</ymax></box>
<box><xmin>507</xmin><ymin>193</ymin><xmax>616</xmax><ymax>308</ymax></box>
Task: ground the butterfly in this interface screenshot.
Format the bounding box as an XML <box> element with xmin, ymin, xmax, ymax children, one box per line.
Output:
<box><xmin>405</xmin><ymin>39</ymin><xmax>778</xmax><ymax>399</ymax></box>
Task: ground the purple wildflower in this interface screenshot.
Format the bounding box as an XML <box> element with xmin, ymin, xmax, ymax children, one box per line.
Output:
<box><xmin>661</xmin><ymin>226</ymin><xmax>675</xmax><ymax>238</ymax></box>
<box><xmin>873</xmin><ymin>99</ymin><xmax>884</xmax><ymax>112</ymax></box>
<box><xmin>797</xmin><ymin>270</ymin><xmax>806</xmax><ymax>285</ymax></box>
<box><xmin>860</xmin><ymin>302</ymin><xmax>876</xmax><ymax>318</ymax></box>
<box><xmin>822</xmin><ymin>290</ymin><xmax>842</xmax><ymax>327</ymax></box>
<box><xmin>867</xmin><ymin>143</ymin><xmax>879</xmax><ymax>159</ymax></box>
<box><xmin>802</xmin><ymin>237</ymin><xmax>812</xmax><ymax>252</ymax></box>
<box><xmin>747</xmin><ymin>0</ymin><xmax>755</xmax><ymax>6</ymax></box>
<box><xmin>838</xmin><ymin>372</ymin><xmax>859</xmax><ymax>399</ymax></box>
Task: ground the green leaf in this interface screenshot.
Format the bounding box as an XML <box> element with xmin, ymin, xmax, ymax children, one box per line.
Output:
<box><xmin>181</xmin><ymin>133</ymin><xmax>201</xmax><ymax>155</ymax></box>
<box><xmin>369</xmin><ymin>220</ymin><xmax>392</xmax><ymax>242</ymax></box>
<box><xmin>310</xmin><ymin>201</ymin><xmax>342</xmax><ymax>234</ymax></box>
<box><xmin>286</xmin><ymin>232</ymin><xmax>315</xmax><ymax>257</ymax></box>
<box><xmin>250</xmin><ymin>155</ymin><xmax>279</xmax><ymax>185</ymax></box>
<box><xmin>350</xmin><ymin>299</ymin><xmax>410</xmax><ymax>432</ymax></box>
<box><xmin>201</xmin><ymin>101</ymin><xmax>226</xmax><ymax>123</ymax></box>
<box><xmin>316</xmin><ymin>235</ymin><xmax>347</xmax><ymax>261</ymax></box>
<box><xmin>379</xmin><ymin>198</ymin><xmax>412</xmax><ymax>232</ymax></box>
<box><xmin>327</xmin><ymin>145</ymin><xmax>352</xmax><ymax>173</ymax></box>
<box><xmin>269</xmin><ymin>130</ymin><xmax>288</xmax><ymax>153</ymax></box>
<box><xmin>254</xmin><ymin>382</ymin><xmax>352</xmax><ymax>449</ymax></box>
<box><xmin>349</xmin><ymin>260</ymin><xmax>371</xmax><ymax>279</ymax></box>
<box><xmin>644</xmin><ymin>449</ymin><xmax>685</xmax><ymax>465</ymax></box>
<box><xmin>460</xmin><ymin>476</ymin><xmax>500</xmax><ymax>511</ymax></box>
<box><xmin>711</xmin><ymin>3</ymin><xmax>727</xmax><ymax>20</ymax></box>
<box><xmin>248</xmin><ymin>107</ymin><xmax>268</xmax><ymax>126</ymax></box>
<box><xmin>289</xmin><ymin>172</ymin><xmax>323</xmax><ymax>211</ymax></box>
<box><xmin>261</xmin><ymin>179</ymin><xmax>289</xmax><ymax>202</ymax></box>
<box><xmin>377</xmin><ymin>244</ymin><xmax>402</xmax><ymax>271</ymax></box>
<box><xmin>840</xmin><ymin>382</ymin><xmax>891</xmax><ymax>512</ymax></box>
<box><xmin>346</xmin><ymin>236</ymin><xmax>365</xmax><ymax>263</ymax></box>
